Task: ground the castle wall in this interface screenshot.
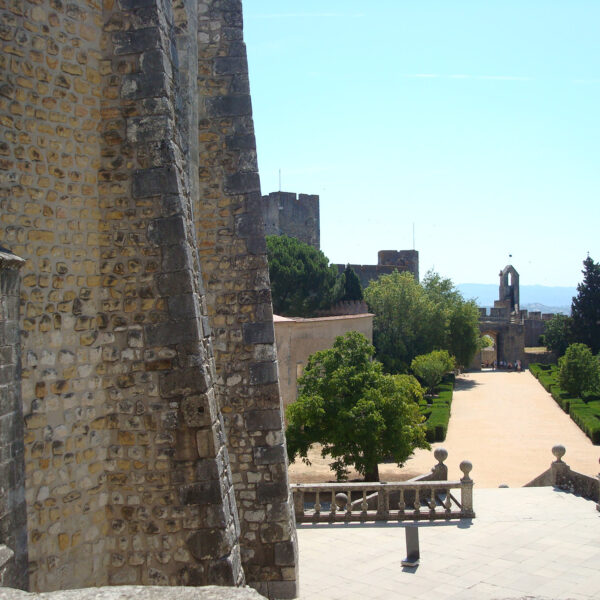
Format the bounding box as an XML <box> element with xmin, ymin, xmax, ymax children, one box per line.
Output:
<box><xmin>193</xmin><ymin>3</ymin><xmax>298</xmax><ymax>596</ymax></box>
<box><xmin>335</xmin><ymin>250</ymin><xmax>419</xmax><ymax>289</ymax></box>
<box><xmin>0</xmin><ymin>250</ymin><xmax>28</xmax><ymax>590</ymax></box>
<box><xmin>525</xmin><ymin>318</ymin><xmax>546</xmax><ymax>347</ymax></box>
<box><xmin>263</xmin><ymin>192</ymin><xmax>319</xmax><ymax>250</ymax></box>
<box><xmin>0</xmin><ymin>0</ymin><xmax>296</xmax><ymax>596</ymax></box>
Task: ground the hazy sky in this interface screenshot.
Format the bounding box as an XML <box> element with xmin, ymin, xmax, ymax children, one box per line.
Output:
<box><xmin>242</xmin><ymin>1</ymin><xmax>600</xmax><ymax>287</ymax></box>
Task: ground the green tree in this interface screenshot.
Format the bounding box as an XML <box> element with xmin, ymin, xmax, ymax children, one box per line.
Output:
<box><xmin>364</xmin><ymin>271</ymin><xmax>444</xmax><ymax>373</ymax></box>
<box><xmin>340</xmin><ymin>264</ymin><xmax>363</xmax><ymax>301</ymax></box>
<box><xmin>571</xmin><ymin>256</ymin><xmax>600</xmax><ymax>353</ymax></box>
<box><xmin>541</xmin><ymin>313</ymin><xmax>572</xmax><ymax>357</ymax></box>
<box><xmin>411</xmin><ymin>350</ymin><xmax>455</xmax><ymax>395</ymax></box>
<box><xmin>422</xmin><ymin>271</ymin><xmax>481</xmax><ymax>368</ymax></box>
<box><xmin>286</xmin><ymin>332</ymin><xmax>430</xmax><ymax>482</ymax></box>
<box><xmin>558</xmin><ymin>343</ymin><xmax>600</xmax><ymax>397</ymax></box>
<box><xmin>364</xmin><ymin>270</ymin><xmax>480</xmax><ymax>373</ymax></box>
<box><xmin>266</xmin><ymin>235</ymin><xmax>341</xmax><ymax>317</ymax></box>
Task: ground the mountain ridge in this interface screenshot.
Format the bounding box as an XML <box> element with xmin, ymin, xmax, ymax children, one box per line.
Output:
<box><xmin>457</xmin><ymin>283</ymin><xmax>575</xmax><ymax>312</ymax></box>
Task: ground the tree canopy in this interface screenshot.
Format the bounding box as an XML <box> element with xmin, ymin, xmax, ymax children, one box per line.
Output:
<box><xmin>266</xmin><ymin>235</ymin><xmax>341</xmax><ymax>317</ymax></box>
<box><xmin>541</xmin><ymin>313</ymin><xmax>572</xmax><ymax>357</ymax></box>
<box><xmin>411</xmin><ymin>350</ymin><xmax>455</xmax><ymax>395</ymax></box>
<box><xmin>558</xmin><ymin>343</ymin><xmax>599</xmax><ymax>397</ymax></box>
<box><xmin>570</xmin><ymin>256</ymin><xmax>600</xmax><ymax>354</ymax></box>
<box><xmin>285</xmin><ymin>331</ymin><xmax>429</xmax><ymax>481</ymax></box>
<box><xmin>364</xmin><ymin>270</ymin><xmax>480</xmax><ymax>373</ymax></box>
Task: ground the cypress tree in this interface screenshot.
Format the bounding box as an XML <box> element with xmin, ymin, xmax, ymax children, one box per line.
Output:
<box><xmin>571</xmin><ymin>255</ymin><xmax>600</xmax><ymax>354</ymax></box>
<box><xmin>341</xmin><ymin>264</ymin><xmax>363</xmax><ymax>301</ymax></box>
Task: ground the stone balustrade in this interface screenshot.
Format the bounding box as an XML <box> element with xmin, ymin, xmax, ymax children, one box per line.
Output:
<box><xmin>291</xmin><ymin>457</ymin><xmax>474</xmax><ymax>523</ymax></box>
<box><xmin>526</xmin><ymin>445</ymin><xmax>600</xmax><ymax>505</ymax></box>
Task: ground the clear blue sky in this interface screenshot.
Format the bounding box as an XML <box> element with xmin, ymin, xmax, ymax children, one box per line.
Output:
<box><xmin>242</xmin><ymin>1</ymin><xmax>600</xmax><ymax>287</ymax></box>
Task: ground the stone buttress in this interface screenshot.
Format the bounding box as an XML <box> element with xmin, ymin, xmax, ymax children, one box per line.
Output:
<box><xmin>193</xmin><ymin>1</ymin><xmax>298</xmax><ymax>597</ymax></box>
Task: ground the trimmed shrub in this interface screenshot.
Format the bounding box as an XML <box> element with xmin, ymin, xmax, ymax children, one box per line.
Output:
<box><xmin>530</xmin><ymin>362</ymin><xmax>600</xmax><ymax>445</ymax></box>
<box><xmin>421</xmin><ymin>376</ymin><xmax>453</xmax><ymax>442</ymax></box>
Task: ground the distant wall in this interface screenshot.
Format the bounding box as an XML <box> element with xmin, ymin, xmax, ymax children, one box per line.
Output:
<box><xmin>263</xmin><ymin>192</ymin><xmax>320</xmax><ymax>249</ymax></box>
<box><xmin>335</xmin><ymin>250</ymin><xmax>419</xmax><ymax>288</ymax></box>
<box><xmin>274</xmin><ymin>314</ymin><xmax>373</xmax><ymax>410</ymax></box>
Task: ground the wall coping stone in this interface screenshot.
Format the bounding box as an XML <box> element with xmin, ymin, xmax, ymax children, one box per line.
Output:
<box><xmin>0</xmin><ymin>587</ymin><xmax>266</xmax><ymax>600</ymax></box>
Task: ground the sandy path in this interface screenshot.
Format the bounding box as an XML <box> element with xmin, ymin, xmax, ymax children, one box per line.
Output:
<box><xmin>288</xmin><ymin>369</ymin><xmax>600</xmax><ymax>488</ymax></box>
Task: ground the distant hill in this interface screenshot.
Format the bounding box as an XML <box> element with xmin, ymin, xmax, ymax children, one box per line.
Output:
<box><xmin>457</xmin><ymin>283</ymin><xmax>575</xmax><ymax>314</ymax></box>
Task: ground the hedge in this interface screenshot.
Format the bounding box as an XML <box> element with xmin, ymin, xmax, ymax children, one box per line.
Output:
<box><xmin>421</xmin><ymin>376</ymin><xmax>454</xmax><ymax>442</ymax></box>
<box><xmin>530</xmin><ymin>362</ymin><xmax>600</xmax><ymax>445</ymax></box>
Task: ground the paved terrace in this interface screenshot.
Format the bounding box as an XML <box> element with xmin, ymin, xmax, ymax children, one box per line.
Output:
<box><xmin>296</xmin><ymin>487</ymin><xmax>599</xmax><ymax>600</ymax></box>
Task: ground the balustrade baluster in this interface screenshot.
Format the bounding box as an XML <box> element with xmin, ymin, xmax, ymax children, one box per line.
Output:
<box><xmin>361</xmin><ymin>490</ymin><xmax>368</xmax><ymax>518</ymax></box>
<box><xmin>315</xmin><ymin>491</ymin><xmax>321</xmax><ymax>515</ymax></box>
<box><xmin>345</xmin><ymin>490</ymin><xmax>352</xmax><ymax>516</ymax></box>
<box><xmin>376</xmin><ymin>487</ymin><xmax>389</xmax><ymax>519</ymax></box>
<box><xmin>398</xmin><ymin>488</ymin><xmax>405</xmax><ymax>517</ymax></box>
<box><xmin>413</xmin><ymin>488</ymin><xmax>420</xmax><ymax>514</ymax></box>
<box><xmin>444</xmin><ymin>491</ymin><xmax>452</xmax><ymax>516</ymax></box>
<box><xmin>429</xmin><ymin>487</ymin><xmax>436</xmax><ymax>515</ymax></box>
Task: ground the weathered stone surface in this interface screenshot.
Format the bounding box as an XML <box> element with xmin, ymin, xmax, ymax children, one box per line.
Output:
<box><xmin>0</xmin><ymin>586</ymin><xmax>266</xmax><ymax>600</ymax></box>
<box><xmin>242</xmin><ymin>323</ymin><xmax>274</xmax><ymax>345</ymax></box>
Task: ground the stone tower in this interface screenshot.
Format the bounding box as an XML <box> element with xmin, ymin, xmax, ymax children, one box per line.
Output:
<box><xmin>499</xmin><ymin>265</ymin><xmax>520</xmax><ymax>312</ymax></box>
<box><xmin>0</xmin><ymin>0</ymin><xmax>297</xmax><ymax>597</ymax></box>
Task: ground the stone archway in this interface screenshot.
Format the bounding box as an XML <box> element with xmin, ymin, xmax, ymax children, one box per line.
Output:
<box><xmin>480</xmin><ymin>330</ymin><xmax>498</xmax><ymax>367</ymax></box>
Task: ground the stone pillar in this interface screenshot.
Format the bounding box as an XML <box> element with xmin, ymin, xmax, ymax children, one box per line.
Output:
<box><xmin>459</xmin><ymin>460</ymin><xmax>474</xmax><ymax>518</ymax></box>
<box><xmin>0</xmin><ymin>248</ymin><xmax>28</xmax><ymax>590</ymax></box>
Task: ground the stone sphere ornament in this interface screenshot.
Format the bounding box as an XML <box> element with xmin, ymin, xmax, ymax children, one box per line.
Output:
<box><xmin>434</xmin><ymin>447</ymin><xmax>448</xmax><ymax>464</ymax></box>
<box><xmin>335</xmin><ymin>492</ymin><xmax>348</xmax><ymax>510</ymax></box>
<box><xmin>459</xmin><ymin>460</ymin><xmax>473</xmax><ymax>480</ymax></box>
<box><xmin>552</xmin><ymin>444</ymin><xmax>566</xmax><ymax>462</ymax></box>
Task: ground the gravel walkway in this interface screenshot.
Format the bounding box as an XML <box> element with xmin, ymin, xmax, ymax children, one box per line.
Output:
<box><xmin>288</xmin><ymin>370</ymin><xmax>600</xmax><ymax>488</ymax></box>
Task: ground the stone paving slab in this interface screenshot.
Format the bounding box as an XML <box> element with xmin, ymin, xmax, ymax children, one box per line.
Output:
<box><xmin>296</xmin><ymin>487</ymin><xmax>600</xmax><ymax>600</ymax></box>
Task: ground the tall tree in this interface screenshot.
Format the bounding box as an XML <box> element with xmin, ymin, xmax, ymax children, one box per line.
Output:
<box><xmin>364</xmin><ymin>270</ymin><xmax>480</xmax><ymax>373</ymax></box>
<box><xmin>558</xmin><ymin>343</ymin><xmax>600</xmax><ymax>397</ymax></box>
<box><xmin>542</xmin><ymin>313</ymin><xmax>572</xmax><ymax>357</ymax></box>
<box><xmin>364</xmin><ymin>271</ymin><xmax>444</xmax><ymax>373</ymax></box>
<box><xmin>340</xmin><ymin>264</ymin><xmax>363</xmax><ymax>301</ymax></box>
<box><xmin>286</xmin><ymin>332</ymin><xmax>429</xmax><ymax>482</ymax></box>
<box><xmin>571</xmin><ymin>256</ymin><xmax>600</xmax><ymax>354</ymax></box>
<box><xmin>422</xmin><ymin>271</ymin><xmax>480</xmax><ymax>368</ymax></box>
<box><xmin>266</xmin><ymin>235</ymin><xmax>341</xmax><ymax>317</ymax></box>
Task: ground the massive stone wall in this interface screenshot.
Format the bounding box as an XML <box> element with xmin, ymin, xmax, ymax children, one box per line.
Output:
<box><xmin>0</xmin><ymin>0</ymin><xmax>296</xmax><ymax>597</ymax></box>
<box><xmin>262</xmin><ymin>192</ymin><xmax>319</xmax><ymax>250</ymax></box>
<box><xmin>0</xmin><ymin>250</ymin><xmax>28</xmax><ymax>590</ymax></box>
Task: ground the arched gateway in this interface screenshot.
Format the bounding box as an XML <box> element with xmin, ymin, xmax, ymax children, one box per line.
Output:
<box><xmin>471</xmin><ymin>265</ymin><xmax>552</xmax><ymax>369</ymax></box>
